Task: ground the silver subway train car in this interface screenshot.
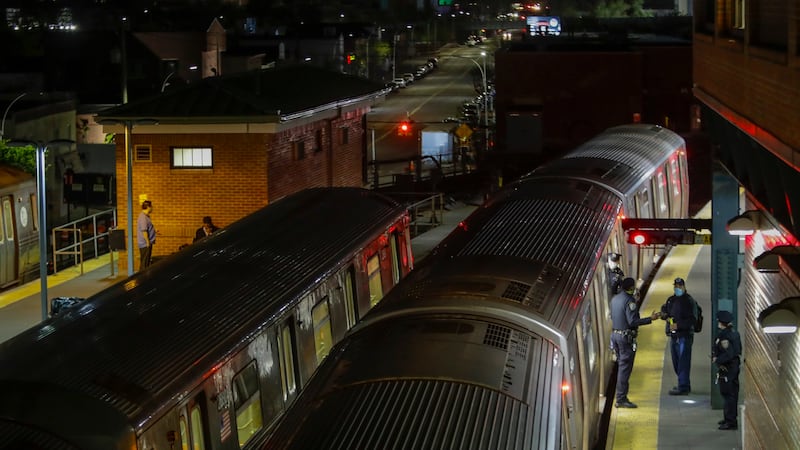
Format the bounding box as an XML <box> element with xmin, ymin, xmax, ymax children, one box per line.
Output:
<box><xmin>0</xmin><ymin>187</ymin><xmax>413</xmax><ymax>450</ymax></box>
<box><xmin>0</xmin><ymin>164</ymin><xmax>39</xmax><ymax>288</ymax></box>
<box><xmin>263</xmin><ymin>124</ymin><xmax>690</xmax><ymax>450</ymax></box>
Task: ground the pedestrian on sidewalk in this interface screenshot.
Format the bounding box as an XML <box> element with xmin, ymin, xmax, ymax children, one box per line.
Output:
<box><xmin>137</xmin><ymin>200</ymin><xmax>156</xmax><ymax>270</ymax></box>
<box><xmin>712</xmin><ymin>310</ymin><xmax>741</xmax><ymax>430</ymax></box>
<box><xmin>659</xmin><ymin>277</ymin><xmax>698</xmax><ymax>395</ymax></box>
<box><xmin>193</xmin><ymin>216</ymin><xmax>220</xmax><ymax>243</ymax></box>
<box><xmin>610</xmin><ymin>277</ymin><xmax>661</xmax><ymax>408</ymax></box>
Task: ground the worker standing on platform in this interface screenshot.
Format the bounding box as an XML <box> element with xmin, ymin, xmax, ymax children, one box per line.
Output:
<box><xmin>712</xmin><ymin>310</ymin><xmax>741</xmax><ymax>430</ymax></box>
<box><xmin>610</xmin><ymin>277</ymin><xmax>661</xmax><ymax>408</ymax></box>
<box><xmin>660</xmin><ymin>277</ymin><xmax>697</xmax><ymax>395</ymax></box>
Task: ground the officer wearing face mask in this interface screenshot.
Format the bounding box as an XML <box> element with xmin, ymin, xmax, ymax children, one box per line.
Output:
<box><xmin>659</xmin><ymin>277</ymin><xmax>698</xmax><ymax>395</ymax></box>
<box><xmin>610</xmin><ymin>277</ymin><xmax>660</xmax><ymax>408</ymax></box>
<box><xmin>712</xmin><ymin>310</ymin><xmax>741</xmax><ymax>430</ymax></box>
<box><xmin>607</xmin><ymin>253</ymin><xmax>625</xmax><ymax>296</ymax></box>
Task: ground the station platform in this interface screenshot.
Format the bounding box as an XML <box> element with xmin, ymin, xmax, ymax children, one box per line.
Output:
<box><xmin>606</xmin><ymin>203</ymin><xmax>742</xmax><ymax>450</ymax></box>
<box><xmin>0</xmin><ymin>200</ymin><xmax>481</xmax><ymax>344</ymax></box>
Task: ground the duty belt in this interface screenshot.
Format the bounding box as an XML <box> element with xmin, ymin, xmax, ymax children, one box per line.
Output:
<box><xmin>612</xmin><ymin>329</ymin><xmax>633</xmax><ymax>334</ymax></box>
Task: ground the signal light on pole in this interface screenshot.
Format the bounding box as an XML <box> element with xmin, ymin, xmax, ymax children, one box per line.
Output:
<box><xmin>398</xmin><ymin>121</ymin><xmax>411</xmax><ymax>137</ymax></box>
<box><xmin>628</xmin><ymin>230</ymin><xmax>649</xmax><ymax>246</ymax></box>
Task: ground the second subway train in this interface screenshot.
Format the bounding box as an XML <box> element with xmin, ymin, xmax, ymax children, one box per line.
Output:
<box><xmin>263</xmin><ymin>124</ymin><xmax>690</xmax><ymax>450</ymax></box>
<box><xmin>0</xmin><ymin>187</ymin><xmax>413</xmax><ymax>450</ymax></box>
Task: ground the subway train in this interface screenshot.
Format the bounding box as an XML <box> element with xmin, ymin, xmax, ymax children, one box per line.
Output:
<box><xmin>0</xmin><ymin>187</ymin><xmax>413</xmax><ymax>450</ymax></box>
<box><xmin>262</xmin><ymin>124</ymin><xmax>690</xmax><ymax>450</ymax></box>
<box><xmin>0</xmin><ymin>164</ymin><xmax>39</xmax><ymax>288</ymax></box>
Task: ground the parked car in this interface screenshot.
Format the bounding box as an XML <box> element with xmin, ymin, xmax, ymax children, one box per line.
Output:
<box><xmin>392</xmin><ymin>77</ymin><xmax>407</xmax><ymax>88</ymax></box>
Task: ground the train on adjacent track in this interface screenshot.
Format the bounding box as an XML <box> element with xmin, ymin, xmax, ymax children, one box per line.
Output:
<box><xmin>0</xmin><ymin>187</ymin><xmax>413</xmax><ymax>450</ymax></box>
<box><xmin>262</xmin><ymin>124</ymin><xmax>690</xmax><ymax>450</ymax></box>
<box><xmin>0</xmin><ymin>164</ymin><xmax>39</xmax><ymax>289</ymax></box>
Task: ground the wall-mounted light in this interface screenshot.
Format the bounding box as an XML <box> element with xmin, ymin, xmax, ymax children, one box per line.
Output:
<box><xmin>754</xmin><ymin>246</ymin><xmax>800</xmax><ymax>273</ymax></box>
<box><xmin>726</xmin><ymin>210</ymin><xmax>762</xmax><ymax>236</ymax></box>
<box><xmin>758</xmin><ymin>297</ymin><xmax>800</xmax><ymax>334</ymax></box>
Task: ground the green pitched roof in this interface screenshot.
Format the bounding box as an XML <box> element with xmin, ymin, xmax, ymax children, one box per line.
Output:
<box><xmin>98</xmin><ymin>65</ymin><xmax>386</xmax><ymax>123</ymax></box>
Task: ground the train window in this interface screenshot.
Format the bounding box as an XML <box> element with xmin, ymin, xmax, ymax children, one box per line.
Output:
<box><xmin>2</xmin><ymin>199</ymin><xmax>13</xmax><ymax>241</ymax></box>
<box><xmin>390</xmin><ymin>233</ymin><xmax>400</xmax><ymax>284</ymax></box>
<box><xmin>179</xmin><ymin>415</ymin><xmax>189</xmax><ymax>450</ymax></box>
<box><xmin>190</xmin><ymin>405</ymin><xmax>206</xmax><ymax>450</ymax></box>
<box><xmin>30</xmin><ymin>194</ymin><xmax>38</xmax><ymax>231</ymax></box>
<box><xmin>312</xmin><ymin>298</ymin><xmax>333</xmax><ymax>363</ymax></box>
<box><xmin>232</xmin><ymin>362</ymin><xmax>263</xmax><ymax>447</ymax></box>
<box><xmin>367</xmin><ymin>254</ymin><xmax>383</xmax><ymax>307</ymax></box>
<box><xmin>342</xmin><ymin>267</ymin><xmax>357</xmax><ymax>328</ymax></box>
<box><xmin>279</xmin><ymin>322</ymin><xmax>297</xmax><ymax>400</ymax></box>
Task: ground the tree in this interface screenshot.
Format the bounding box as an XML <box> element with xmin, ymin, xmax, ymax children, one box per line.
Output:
<box><xmin>0</xmin><ymin>140</ymin><xmax>36</xmax><ymax>174</ymax></box>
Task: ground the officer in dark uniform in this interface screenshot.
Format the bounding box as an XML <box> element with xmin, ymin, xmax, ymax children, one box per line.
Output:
<box><xmin>712</xmin><ymin>310</ymin><xmax>741</xmax><ymax>430</ymax></box>
<box><xmin>610</xmin><ymin>277</ymin><xmax>660</xmax><ymax>408</ymax></box>
<box><xmin>607</xmin><ymin>253</ymin><xmax>625</xmax><ymax>297</ymax></box>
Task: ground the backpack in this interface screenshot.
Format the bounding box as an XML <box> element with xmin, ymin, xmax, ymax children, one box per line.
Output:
<box><xmin>693</xmin><ymin>301</ymin><xmax>703</xmax><ymax>333</ymax></box>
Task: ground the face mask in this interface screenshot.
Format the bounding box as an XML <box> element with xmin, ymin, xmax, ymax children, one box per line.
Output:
<box><xmin>609</xmin><ymin>262</ymin><xmax>619</xmax><ymax>270</ymax></box>
<box><xmin>674</xmin><ymin>288</ymin><xmax>684</xmax><ymax>296</ymax></box>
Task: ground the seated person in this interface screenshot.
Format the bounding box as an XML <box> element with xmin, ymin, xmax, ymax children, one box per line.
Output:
<box><xmin>194</xmin><ymin>216</ymin><xmax>220</xmax><ymax>242</ymax></box>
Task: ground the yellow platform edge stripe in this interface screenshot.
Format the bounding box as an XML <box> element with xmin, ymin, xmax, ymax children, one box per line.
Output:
<box><xmin>0</xmin><ymin>253</ymin><xmax>117</xmax><ymax>309</ymax></box>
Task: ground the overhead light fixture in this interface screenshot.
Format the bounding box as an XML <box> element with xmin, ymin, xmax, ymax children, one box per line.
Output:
<box><xmin>758</xmin><ymin>297</ymin><xmax>800</xmax><ymax>334</ymax></box>
<box><xmin>754</xmin><ymin>246</ymin><xmax>800</xmax><ymax>273</ymax></box>
<box><xmin>726</xmin><ymin>210</ymin><xmax>762</xmax><ymax>236</ymax></box>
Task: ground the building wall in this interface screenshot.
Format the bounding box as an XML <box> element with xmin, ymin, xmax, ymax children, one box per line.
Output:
<box><xmin>494</xmin><ymin>43</ymin><xmax>692</xmax><ymax>156</ymax></box>
<box><xmin>693</xmin><ymin>36</ymin><xmax>800</xmax><ymax>152</ymax></box>
<box><xmin>693</xmin><ymin>1</ymin><xmax>800</xmax><ymax>447</ymax></box>
<box><xmin>113</xmin><ymin>113</ymin><xmax>366</xmax><ymax>273</ymax></box>
<box><xmin>114</xmin><ymin>133</ymin><xmax>268</xmax><ymax>272</ymax></box>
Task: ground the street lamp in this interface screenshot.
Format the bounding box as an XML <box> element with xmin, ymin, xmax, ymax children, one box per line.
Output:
<box><xmin>446</xmin><ymin>54</ymin><xmax>489</xmax><ymax>155</ymax></box>
<box><xmin>8</xmin><ymin>139</ymin><xmax>75</xmax><ymax>321</ymax></box>
<box><xmin>97</xmin><ymin>118</ymin><xmax>158</xmax><ymax>276</ymax></box>
<box><xmin>1</xmin><ymin>93</ymin><xmax>27</xmax><ymax>139</ymax></box>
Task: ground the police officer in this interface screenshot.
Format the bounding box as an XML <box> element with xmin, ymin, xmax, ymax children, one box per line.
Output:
<box><xmin>660</xmin><ymin>277</ymin><xmax>697</xmax><ymax>395</ymax></box>
<box><xmin>610</xmin><ymin>277</ymin><xmax>660</xmax><ymax>408</ymax></box>
<box><xmin>712</xmin><ymin>310</ymin><xmax>741</xmax><ymax>430</ymax></box>
<box><xmin>607</xmin><ymin>253</ymin><xmax>625</xmax><ymax>296</ymax></box>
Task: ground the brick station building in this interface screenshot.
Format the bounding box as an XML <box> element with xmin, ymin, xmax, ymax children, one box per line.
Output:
<box><xmin>97</xmin><ymin>65</ymin><xmax>386</xmax><ymax>273</ymax></box>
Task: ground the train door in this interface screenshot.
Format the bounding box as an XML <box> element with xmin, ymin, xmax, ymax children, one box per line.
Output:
<box><xmin>178</xmin><ymin>394</ymin><xmax>209</xmax><ymax>450</ymax></box>
<box><xmin>341</xmin><ymin>267</ymin><xmax>358</xmax><ymax>328</ymax></box>
<box><xmin>0</xmin><ymin>196</ymin><xmax>16</xmax><ymax>285</ymax></box>
<box><xmin>652</xmin><ymin>167</ymin><xmax>669</xmax><ymax>220</ymax></box>
<box><xmin>278</xmin><ymin>319</ymin><xmax>299</xmax><ymax>406</ymax></box>
<box><xmin>575</xmin><ymin>300</ymin><xmax>601</xmax><ymax>449</ymax></box>
<box><xmin>366</xmin><ymin>254</ymin><xmax>383</xmax><ymax>308</ymax></box>
<box><xmin>390</xmin><ymin>232</ymin><xmax>401</xmax><ymax>284</ymax></box>
<box><xmin>667</xmin><ymin>157</ymin><xmax>684</xmax><ymax>218</ymax></box>
<box><xmin>633</xmin><ymin>189</ymin><xmax>654</xmax><ymax>281</ymax></box>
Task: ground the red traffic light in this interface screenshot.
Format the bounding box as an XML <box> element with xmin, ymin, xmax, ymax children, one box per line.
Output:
<box><xmin>626</xmin><ymin>229</ymin><xmax>696</xmax><ymax>246</ymax></box>
<box><xmin>628</xmin><ymin>230</ymin><xmax>649</xmax><ymax>246</ymax></box>
<box><xmin>397</xmin><ymin>121</ymin><xmax>412</xmax><ymax>136</ymax></box>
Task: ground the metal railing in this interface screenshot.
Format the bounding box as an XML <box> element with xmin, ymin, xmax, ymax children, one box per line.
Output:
<box><xmin>52</xmin><ymin>208</ymin><xmax>117</xmax><ymax>274</ymax></box>
<box><xmin>368</xmin><ymin>153</ymin><xmax>475</xmax><ymax>190</ymax></box>
<box><xmin>402</xmin><ymin>193</ymin><xmax>446</xmax><ymax>237</ymax></box>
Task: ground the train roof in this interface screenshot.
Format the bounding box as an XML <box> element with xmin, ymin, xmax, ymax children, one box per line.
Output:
<box><xmin>528</xmin><ymin>124</ymin><xmax>685</xmax><ymax>196</ymax></box>
<box><xmin>379</xmin><ymin>177</ymin><xmax>620</xmax><ymax>337</ymax></box>
<box><xmin>0</xmin><ymin>163</ymin><xmax>34</xmax><ymax>189</ymax></box>
<box><xmin>0</xmin><ymin>187</ymin><xmax>406</xmax><ymax>429</ymax></box>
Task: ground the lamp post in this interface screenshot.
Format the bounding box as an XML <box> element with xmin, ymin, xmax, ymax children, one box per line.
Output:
<box><xmin>392</xmin><ymin>34</ymin><xmax>398</xmax><ymax>80</ymax></box>
<box><xmin>8</xmin><ymin>139</ymin><xmax>75</xmax><ymax>321</ymax></box>
<box><xmin>1</xmin><ymin>93</ymin><xmax>27</xmax><ymax>139</ymax></box>
<box><xmin>447</xmin><ymin>54</ymin><xmax>489</xmax><ymax>155</ymax></box>
<box><xmin>97</xmin><ymin>118</ymin><xmax>157</xmax><ymax>276</ymax></box>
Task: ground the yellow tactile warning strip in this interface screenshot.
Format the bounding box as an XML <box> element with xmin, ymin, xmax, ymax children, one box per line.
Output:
<box><xmin>0</xmin><ymin>253</ymin><xmax>116</xmax><ymax>309</ymax></box>
<box><xmin>607</xmin><ymin>243</ymin><xmax>704</xmax><ymax>449</ymax></box>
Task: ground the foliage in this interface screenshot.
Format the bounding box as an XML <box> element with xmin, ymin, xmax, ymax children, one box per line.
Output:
<box><xmin>594</xmin><ymin>0</ymin><xmax>650</xmax><ymax>17</ymax></box>
<box><xmin>0</xmin><ymin>140</ymin><xmax>36</xmax><ymax>174</ymax></box>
